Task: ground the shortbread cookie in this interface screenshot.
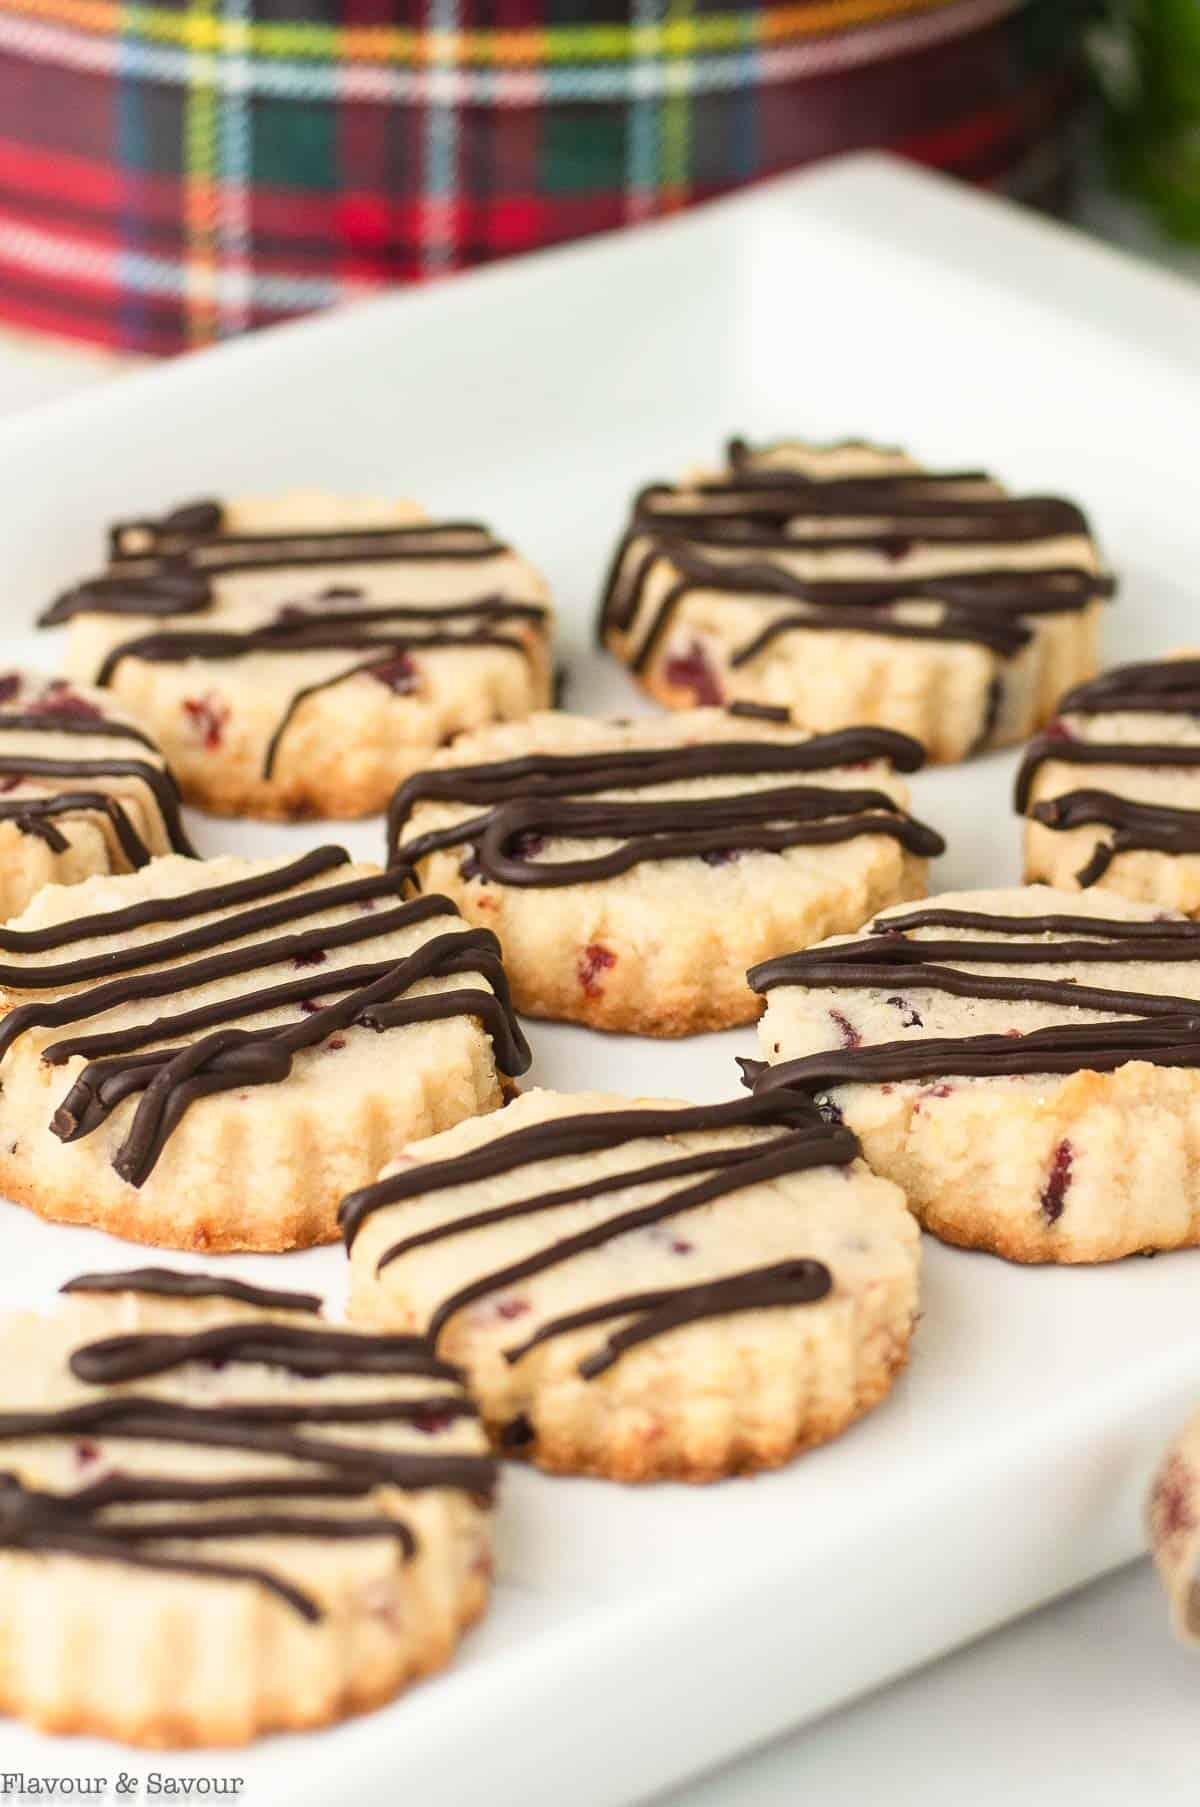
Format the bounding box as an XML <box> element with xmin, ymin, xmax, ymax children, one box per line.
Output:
<box><xmin>1149</xmin><ymin>1408</ymin><xmax>1200</xmax><ymax>1644</ymax></box>
<box><xmin>0</xmin><ymin>668</ymin><xmax>195</xmax><ymax>918</ymax></box>
<box><xmin>598</xmin><ymin>435</ymin><xmax>1112</xmax><ymax>763</ymax></box>
<box><xmin>343</xmin><ymin>1088</ymin><xmax>919</xmax><ymax>1482</ymax></box>
<box><xmin>387</xmin><ymin>706</ymin><xmax>944</xmax><ymax>1036</ymax></box>
<box><xmin>41</xmin><ymin>493</ymin><xmax>553</xmax><ymax>820</ymax></box>
<box><xmin>0</xmin><ymin>1266</ymin><xmax>495</xmax><ymax>1745</ymax></box>
<box><xmin>747</xmin><ymin>884</ymin><xmax>1200</xmax><ymax>1264</ymax></box>
<box><xmin>0</xmin><ymin>847</ymin><xmax>529</xmax><ymax>1250</ymax></box>
<box><xmin>1020</xmin><ymin>653</ymin><xmax>1200</xmax><ymax>913</ymax></box>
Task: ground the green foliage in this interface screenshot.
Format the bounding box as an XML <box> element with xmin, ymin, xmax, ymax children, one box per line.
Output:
<box><xmin>1092</xmin><ymin>0</ymin><xmax>1200</xmax><ymax>239</ymax></box>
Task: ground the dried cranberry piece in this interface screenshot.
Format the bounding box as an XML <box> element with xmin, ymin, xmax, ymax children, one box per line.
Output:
<box><xmin>326</xmin><ymin>1035</ymin><xmax>347</xmax><ymax>1051</ymax></box>
<box><xmin>1151</xmin><ymin>1454</ymin><xmax>1195</xmax><ymax>1544</ymax></box>
<box><xmin>578</xmin><ymin>943</ymin><xmax>616</xmax><ymax>997</ymax></box>
<box><xmin>1044</xmin><ymin>717</ymin><xmax>1076</xmax><ymax>742</ymax></box>
<box><xmin>496</xmin><ymin>1299</ymin><xmax>529</xmax><ymax>1321</ymax></box>
<box><xmin>0</xmin><ymin>674</ymin><xmax>20</xmax><ymax>704</ymax></box>
<box><xmin>293</xmin><ymin>948</ymin><xmax>327</xmax><ymax>968</ymax></box>
<box><xmin>1040</xmin><ymin>1139</ymin><xmax>1073</xmax><ymax>1223</ymax></box>
<box><xmin>75</xmin><ymin>1440</ymin><xmax>100</xmax><ymax>1468</ymax></box>
<box><xmin>412</xmin><ymin>1407</ymin><xmax>456</xmax><ymax>1436</ymax></box>
<box><xmin>829</xmin><ymin>1008</ymin><xmax>861</xmax><ymax>1049</ymax></box>
<box><xmin>370</xmin><ymin>654</ymin><xmax>419</xmax><ymax>695</ymax></box>
<box><xmin>0</xmin><ymin>774</ymin><xmax>23</xmax><ymax>793</ymax></box>
<box><xmin>663</xmin><ymin>640</ymin><xmax>722</xmax><ymax>706</ymax></box>
<box><xmin>33</xmin><ymin>681</ymin><xmax>102</xmax><ymax>721</ymax></box>
<box><xmin>182</xmin><ymin>693</ymin><xmax>228</xmax><ymax>750</ymax></box>
<box><xmin>884</xmin><ymin>537</ymin><xmax>913</xmax><ymax>563</ymax></box>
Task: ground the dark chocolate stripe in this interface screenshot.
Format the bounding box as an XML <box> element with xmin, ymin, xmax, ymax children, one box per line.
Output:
<box><xmin>90</xmin><ymin>599</ymin><xmax>547</xmax><ymax>783</ymax></box>
<box><xmin>726</xmin><ymin>701</ymin><xmax>791</xmax><ymax>723</ymax></box>
<box><xmin>0</xmin><ymin>864</ymin><xmax>409</xmax><ymax>991</ymax></box>
<box><xmin>1029</xmin><ymin>792</ymin><xmax>1200</xmax><ymax>888</ymax></box>
<box><xmin>637</xmin><ymin>486</ymin><xmax>1088</xmax><ymax>537</ymax></box>
<box><xmin>641</xmin><ymin>560</ymin><xmax>1107</xmax><ymax>672</ymax></box>
<box><xmin>95</xmin><ymin>599</ymin><xmax>545</xmax><ymax>685</ymax></box>
<box><xmin>110</xmin><ymin>498</ymin><xmax>222</xmax><ymax>554</ymax></box>
<box><xmin>0</xmin><ymin>1396</ymin><xmax>495</xmax><ymax>1494</ymax></box>
<box><xmin>0</xmin><ymin>844</ymin><xmax>346</xmax><ymax>954</ymax></box>
<box><xmin>0</xmin><ymin>698</ymin><xmax>193</xmax><ymax>862</ymax></box>
<box><xmin>744</xmin><ymin>1016</ymin><xmax>1200</xmax><ymax>1094</ymax></box>
<box><xmin>0</xmin><ymin>1496</ymin><xmax>335</xmax><ymax>1622</ymax></box>
<box><xmin>503</xmin><ymin>1258</ymin><xmax>833</xmax><ymax>1379</ymax></box>
<box><xmin>70</xmin><ymin>1322</ymin><xmax>465</xmax><ymax>1386</ymax></box>
<box><xmin>50</xmin><ymin>927</ymin><xmax>529</xmax><ymax>1185</ymax></box>
<box><xmin>342</xmin><ymin>1093</ymin><xmax>853</xmax><ymax>1384</ymax></box>
<box><xmin>745</xmin><ymin>902</ymin><xmax>1200</xmax><ymax>1094</ymax></box>
<box><xmin>1018</xmin><ymin>660</ymin><xmax>1200</xmax><ymax>885</ymax></box>
<box><xmin>0</xmin><ymin>855</ymin><xmax>528</xmax><ymax>1185</ymax></box>
<box><xmin>0</xmin><ymin>752</ymin><xmax>193</xmax><ymax>859</ymax></box>
<box><xmin>0</xmin><ymin>1284</ymin><xmax>494</xmax><ymax>1621</ymax></box>
<box><xmin>114</xmin><ymin>519</ymin><xmax>504</xmax><ymax>570</ymax></box>
<box><xmin>753</xmin><ymin>929</ymin><xmax>1200</xmax><ymax>978</ymax></box>
<box><xmin>62</xmin><ymin>1266</ymin><xmax>321</xmax><ymax>1315</ymax></box>
<box><xmin>44</xmin><ymin>520</ymin><xmax>512</xmax><ymax>625</ymax></box>
<box><xmin>422</xmin><ymin>1127</ymin><xmax>843</xmax><ymax>1347</ymax></box>
<box><xmin>1056</xmin><ymin>658</ymin><xmax>1200</xmax><ymax>717</ymax></box>
<box><xmin>1015</xmin><ymin>736</ymin><xmax>1200</xmax><ymax>813</ymax></box>
<box><xmin>340</xmin><ymin>1093</ymin><xmax>842</xmax><ymax>1245</ymax></box>
<box><xmin>748</xmin><ymin>955</ymin><xmax>1198</xmax><ymax>1019</ymax></box>
<box><xmin>871</xmin><ymin>905</ymin><xmax>1200</xmax><ymax>940</ymax></box>
<box><xmin>0</xmin><ymin>711</ymin><xmax>159</xmax><ymax>753</ymax></box>
<box><xmin>386</xmin><ymin>730</ymin><xmax>942</xmax><ymax>876</ymax></box>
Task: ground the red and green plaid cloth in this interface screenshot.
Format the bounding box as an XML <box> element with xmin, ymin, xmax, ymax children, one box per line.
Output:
<box><xmin>0</xmin><ymin>0</ymin><xmax>1085</xmax><ymax>354</ymax></box>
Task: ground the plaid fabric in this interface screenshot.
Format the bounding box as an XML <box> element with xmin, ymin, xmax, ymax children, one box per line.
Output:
<box><xmin>0</xmin><ymin>0</ymin><xmax>1085</xmax><ymax>354</ymax></box>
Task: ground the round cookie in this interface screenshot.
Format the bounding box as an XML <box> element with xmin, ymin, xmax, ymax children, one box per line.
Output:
<box><xmin>1149</xmin><ymin>1408</ymin><xmax>1200</xmax><ymax>1645</ymax></box>
<box><xmin>599</xmin><ymin>435</ymin><xmax>1112</xmax><ymax>764</ymax></box>
<box><xmin>748</xmin><ymin>884</ymin><xmax>1200</xmax><ymax>1264</ymax></box>
<box><xmin>342</xmin><ymin>1087</ymin><xmax>920</xmax><ymax>1482</ymax></box>
<box><xmin>0</xmin><ymin>667</ymin><xmax>194</xmax><ymax>919</ymax></box>
<box><xmin>387</xmin><ymin>706</ymin><xmax>944</xmax><ymax>1036</ymax></box>
<box><xmin>0</xmin><ymin>1266</ymin><xmax>495</xmax><ymax>1745</ymax></box>
<box><xmin>1020</xmin><ymin>652</ymin><xmax>1200</xmax><ymax>913</ymax></box>
<box><xmin>0</xmin><ymin>846</ymin><xmax>529</xmax><ymax>1250</ymax></box>
<box><xmin>42</xmin><ymin>493</ymin><xmax>553</xmax><ymax>820</ymax></box>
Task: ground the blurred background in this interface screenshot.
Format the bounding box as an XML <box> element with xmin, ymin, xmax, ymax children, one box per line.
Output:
<box><xmin>0</xmin><ymin>0</ymin><xmax>1193</xmax><ymax>361</ymax></box>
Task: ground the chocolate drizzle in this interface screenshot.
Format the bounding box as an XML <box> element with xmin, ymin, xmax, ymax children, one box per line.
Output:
<box><xmin>745</xmin><ymin>903</ymin><xmax>1200</xmax><ymax>1096</ymax></box>
<box><xmin>0</xmin><ymin>847</ymin><xmax>529</xmax><ymax>1186</ymax></box>
<box><xmin>387</xmin><ymin>728</ymin><xmax>944</xmax><ymax>877</ymax></box>
<box><xmin>0</xmin><ymin>689</ymin><xmax>194</xmax><ymax>863</ymax></box>
<box><xmin>43</xmin><ymin>519</ymin><xmax>513</xmax><ymax>626</ymax></box>
<box><xmin>597</xmin><ymin>450</ymin><xmax>1110</xmax><ymax>707</ymax></box>
<box><xmin>0</xmin><ymin>1268</ymin><xmax>495</xmax><ymax>1621</ymax></box>
<box><xmin>502</xmin><ymin>1259</ymin><xmax>833</xmax><ymax>1379</ymax></box>
<box><xmin>81</xmin><ymin>597</ymin><xmax>549</xmax><ymax>781</ymax></box>
<box><xmin>1018</xmin><ymin>659</ymin><xmax>1200</xmax><ymax>885</ymax></box>
<box><xmin>42</xmin><ymin>509</ymin><xmax>550</xmax><ymax>784</ymax></box>
<box><xmin>62</xmin><ymin>1266</ymin><xmax>322</xmax><ymax>1315</ymax></box>
<box><xmin>341</xmin><ymin>1094</ymin><xmax>848</xmax><ymax>1383</ymax></box>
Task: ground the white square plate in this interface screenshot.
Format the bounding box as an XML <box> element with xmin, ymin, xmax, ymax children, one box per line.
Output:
<box><xmin>0</xmin><ymin>153</ymin><xmax>1198</xmax><ymax>1807</ymax></box>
